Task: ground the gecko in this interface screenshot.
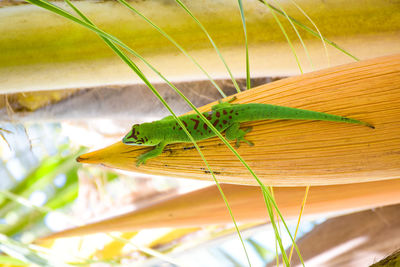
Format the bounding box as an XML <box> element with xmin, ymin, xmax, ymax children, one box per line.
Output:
<box><xmin>122</xmin><ymin>98</ymin><xmax>374</xmax><ymax>166</ymax></box>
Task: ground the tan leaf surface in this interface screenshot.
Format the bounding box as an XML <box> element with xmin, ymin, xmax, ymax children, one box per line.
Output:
<box><xmin>43</xmin><ymin>179</ymin><xmax>400</xmax><ymax>239</ymax></box>
<box><xmin>78</xmin><ymin>54</ymin><xmax>400</xmax><ymax>186</ymax></box>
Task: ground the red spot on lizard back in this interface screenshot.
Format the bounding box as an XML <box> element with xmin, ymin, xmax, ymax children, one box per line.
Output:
<box><xmin>190</xmin><ymin>118</ymin><xmax>200</xmax><ymax>129</ymax></box>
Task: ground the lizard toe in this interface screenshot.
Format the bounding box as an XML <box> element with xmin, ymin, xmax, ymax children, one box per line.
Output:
<box><xmin>136</xmin><ymin>156</ymin><xmax>147</xmax><ymax>167</ymax></box>
<box><xmin>235</xmin><ymin>140</ymin><xmax>240</xmax><ymax>148</ymax></box>
<box><xmin>244</xmin><ymin>127</ymin><xmax>253</xmax><ymax>133</ymax></box>
<box><xmin>246</xmin><ymin>139</ymin><xmax>254</xmax><ymax>146</ymax></box>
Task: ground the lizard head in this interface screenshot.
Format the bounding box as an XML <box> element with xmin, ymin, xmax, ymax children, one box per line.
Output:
<box><xmin>122</xmin><ymin>124</ymin><xmax>146</xmax><ymax>145</ymax></box>
<box><xmin>122</xmin><ymin>123</ymin><xmax>159</xmax><ymax>146</ymax></box>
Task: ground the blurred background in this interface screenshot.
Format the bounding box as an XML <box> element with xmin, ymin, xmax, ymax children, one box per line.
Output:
<box><xmin>1</xmin><ymin>0</ymin><xmax>399</xmax><ymax>266</ymax></box>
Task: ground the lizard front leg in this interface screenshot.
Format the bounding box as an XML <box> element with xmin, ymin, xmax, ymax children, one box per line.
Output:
<box><xmin>225</xmin><ymin>122</ymin><xmax>254</xmax><ymax>147</ymax></box>
<box><xmin>136</xmin><ymin>141</ymin><xmax>168</xmax><ymax>166</ymax></box>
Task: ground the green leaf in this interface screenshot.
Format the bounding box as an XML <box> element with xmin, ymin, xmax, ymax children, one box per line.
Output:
<box><xmin>0</xmin><ymin>255</ymin><xmax>28</xmax><ymax>266</ymax></box>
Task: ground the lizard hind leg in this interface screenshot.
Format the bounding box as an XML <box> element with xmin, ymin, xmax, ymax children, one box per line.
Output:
<box><xmin>225</xmin><ymin>123</ymin><xmax>254</xmax><ymax>148</ymax></box>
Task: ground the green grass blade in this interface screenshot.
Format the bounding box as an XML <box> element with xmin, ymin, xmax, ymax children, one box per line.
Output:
<box><xmin>0</xmin><ymin>255</ymin><xmax>28</xmax><ymax>266</ymax></box>
<box><xmin>62</xmin><ymin>1</ymin><xmax>252</xmax><ymax>265</ymax></box>
<box><xmin>289</xmin><ymin>0</ymin><xmax>330</xmax><ymax>66</ymax></box>
<box><xmin>66</xmin><ymin>0</ymin><xmax>291</xmax><ymax>259</ymax></box>
<box><xmin>263</xmin><ymin>1</ymin><xmax>303</xmax><ymax>73</ymax></box>
<box><xmin>258</xmin><ymin>0</ymin><xmax>359</xmax><ymax>61</ymax></box>
<box><xmin>218</xmin><ymin>248</ymin><xmax>245</xmax><ymax>267</ymax></box>
<box><xmin>275</xmin><ymin>233</ymin><xmax>279</xmax><ymax>266</ymax></box>
<box><xmin>2</xmin><ymin>187</ymin><xmax>181</xmax><ymax>266</ymax></box>
<box><xmin>289</xmin><ymin>186</ymin><xmax>309</xmax><ymax>262</ymax></box>
<box><xmin>259</xmin><ymin>2</ymin><xmax>311</xmax><ymax>264</ymax></box>
<box><xmin>0</xmin><ymin>190</ymin><xmax>51</xmax><ymax>214</ymax></box>
<box><xmin>271</xmin><ymin>0</ymin><xmax>313</xmax><ymax>71</ymax></box>
<box><xmin>262</xmin><ymin>190</ymin><xmax>289</xmax><ymax>266</ymax></box>
<box><xmin>116</xmin><ymin>0</ymin><xmax>227</xmax><ymax>98</ymax></box>
<box><xmin>0</xmin><ymin>234</ymin><xmax>72</xmax><ymax>267</ymax></box>
<box><xmin>237</xmin><ymin>0</ymin><xmax>251</xmax><ymax>89</ymax></box>
<box><xmin>24</xmin><ymin>1</ymin><xmax>298</xmax><ymax>266</ymax></box>
<box><xmin>0</xmin><ymin>157</ymin><xmax>58</xmax><ymax>209</ymax></box>
<box><xmin>246</xmin><ymin>238</ymin><xmax>273</xmax><ymax>261</ymax></box>
<box><xmin>107</xmin><ymin>234</ymin><xmax>187</xmax><ymax>266</ymax></box>
<box><xmin>0</xmin><ymin>148</ymin><xmax>84</xmax><ymax>218</ymax></box>
<box><xmin>173</xmin><ymin>0</ymin><xmax>242</xmax><ymax>93</ymax></box>
<box><xmin>266</xmin><ymin>192</ymin><xmax>305</xmax><ymax>266</ymax></box>
<box><xmin>0</xmin><ymin>170</ymin><xmax>79</xmax><ymax>236</ymax></box>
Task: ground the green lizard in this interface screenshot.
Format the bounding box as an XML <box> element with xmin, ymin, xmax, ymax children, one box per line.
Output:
<box><xmin>122</xmin><ymin>98</ymin><xmax>374</xmax><ymax>166</ymax></box>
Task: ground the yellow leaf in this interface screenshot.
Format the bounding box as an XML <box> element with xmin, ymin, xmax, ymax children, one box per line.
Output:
<box><xmin>147</xmin><ymin>228</ymin><xmax>200</xmax><ymax>249</ymax></box>
<box><xmin>42</xmin><ymin>179</ymin><xmax>400</xmax><ymax>239</ymax></box>
<box><xmin>77</xmin><ymin>54</ymin><xmax>400</xmax><ymax>186</ymax></box>
<box><xmin>16</xmin><ymin>90</ymin><xmax>76</xmax><ymax>111</ymax></box>
<box><xmin>94</xmin><ymin>232</ymin><xmax>137</xmax><ymax>260</ymax></box>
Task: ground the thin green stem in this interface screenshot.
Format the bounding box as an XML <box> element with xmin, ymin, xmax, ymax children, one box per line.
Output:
<box><xmin>289</xmin><ymin>0</ymin><xmax>330</xmax><ymax>66</ymax></box>
<box><xmin>263</xmin><ymin>1</ymin><xmax>303</xmax><ymax>73</ymax></box>
<box><xmin>271</xmin><ymin>0</ymin><xmax>313</xmax><ymax>71</ymax></box>
<box><xmin>63</xmin><ymin>1</ymin><xmax>251</xmax><ymax>265</ymax></box>
<box><xmin>115</xmin><ymin>0</ymin><xmax>226</xmax><ymax>98</ymax></box>
<box><xmin>174</xmin><ymin>0</ymin><xmax>242</xmax><ymax>93</ymax></box>
<box><xmin>24</xmin><ymin>1</ymin><xmax>301</xmax><ymax>265</ymax></box>
<box><xmin>262</xmin><ymin>189</ymin><xmax>289</xmax><ymax>266</ymax></box>
<box><xmin>289</xmin><ymin>186</ymin><xmax>309</xmax><ymax>263</ymax></box>
<box><xmin>238</xmin><ymin>0</ymin><xmax>251</xmax><ymax>89</ymax></box>
<box><xmin>258</xmin><ymin>0</ymin><xmax>359</xmax><ymax>61</ymax></box>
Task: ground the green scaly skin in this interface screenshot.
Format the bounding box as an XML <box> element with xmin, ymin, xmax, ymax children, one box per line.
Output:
<box><xmin>123</xmin><ymin>98</ymin><xmax>374</xmax><ymax>166</ymax></box>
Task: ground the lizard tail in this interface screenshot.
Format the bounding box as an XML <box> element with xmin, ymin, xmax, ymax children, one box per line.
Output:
<box><xmin>236</xmin><ymin>103</ymin><xmax>374</xmax><ymax>128</ymax></box>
